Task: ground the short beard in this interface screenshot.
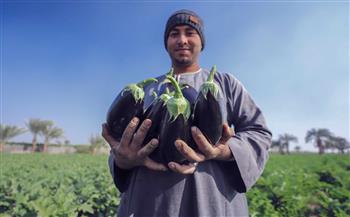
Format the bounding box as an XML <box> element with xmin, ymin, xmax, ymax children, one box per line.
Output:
<box><xmin>173</xmin><ymin>57</ymin><xmax>193</xmax><ymax>67</ymax></box>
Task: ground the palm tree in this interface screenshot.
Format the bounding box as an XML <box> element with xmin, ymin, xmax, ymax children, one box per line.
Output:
<box><xmin>89</xmin><ymin>134</ymin><xmax>106</xmax><ymax>155</ymax></box>
<box><xmin>278</xmin><ymin>133</ymin><xmax>298</xmax><ymax>154</ymax></box>
<box><xmin>330</xmin><ymin>136</ymin><xmax>350</xmax><ymax>154</ymax></box>
<box><xmin>324</xmin><ymin>138</ymin><xmax>337</xmax><ymax>153</ymax></box>
<box><xmin>305</xmin><ymin>128</ymin><xmax>333</xmax><ymax>154</ymax></box>
<box><xmin>41</xmin><ymin>121</ymin><xmax>64</xmax><ymax>152</ymax></box>
<box><xmin>0</xmin><ymin>124</ymin><xmax>26</xmax><ymax>152</ymax></box>
<box><xmin>26</xmin><ymin>118</ymin><xmax>47</xmax><ymax>152</ymax></box>
<box><xmin>271</xmin><ymin>139</ymin><xmax>284</xmax><ymax>154</ymax></box>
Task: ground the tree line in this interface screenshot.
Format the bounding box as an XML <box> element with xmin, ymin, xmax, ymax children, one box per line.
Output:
<box><xmin>0</xmin><ymin>118</ymin><xmax>106</xmax><ymax>154</ymax></box>
<box><xmin>1</xmin><ymin>119</ymin><xmax>349</xmax><ymax>154</ymax></box>
<box><xmin>273</xmin><ymin>129</ymin><xmax>350</xmax><ymax>154</ymax></box>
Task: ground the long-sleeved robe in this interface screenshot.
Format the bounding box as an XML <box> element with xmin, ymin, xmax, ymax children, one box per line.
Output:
<box><xmin>108</xmin><ymin>68</ymin><xmax>272</xmax><ymax>217</ymax></box>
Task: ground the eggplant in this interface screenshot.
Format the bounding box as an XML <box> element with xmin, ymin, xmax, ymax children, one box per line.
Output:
<box><xmin>159</xmin><ymin>76</ymin><xmax>192</xmax><ymax>164</ymax></box>
<box><xmin>106</xmin><ymin>78</ymin><xmax>157</xmax><ymax>140</ymax></box>
<box><xmin>192</xmin><ymin>65</ymin><xmax>223</xmax><ymax>145</ymax></box>
<box><xmin>143</xmin><ymin>88</ymin><xmax>172</xmax><ymax>145</ymax></box>
<box><xmin>142</xmin><ymin>88</ymin><xmax>172</xmax><ymax>162</ymax></box>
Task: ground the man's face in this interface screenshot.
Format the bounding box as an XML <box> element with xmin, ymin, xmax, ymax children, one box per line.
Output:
<box><xmin>166</xmin><ymin>25</ymin><xmax>202</xmax><ymax>67</ymax></box>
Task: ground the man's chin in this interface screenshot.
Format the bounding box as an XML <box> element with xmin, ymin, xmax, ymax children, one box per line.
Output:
<box><xmin>175</xmin><ymin>58</ymin><xmax>192</xmax><ymax>66</ymax></box>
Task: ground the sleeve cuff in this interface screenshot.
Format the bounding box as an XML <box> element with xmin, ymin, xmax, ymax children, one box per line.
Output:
<box><xmin>108</xmin><ymin>153</ymin><xmax>133</xmax><ymax>193</ymax></box>
<box><xmin>226</xmin><ymin>136</ymin><xmax>262</xmax><ymax>192</ymax></box>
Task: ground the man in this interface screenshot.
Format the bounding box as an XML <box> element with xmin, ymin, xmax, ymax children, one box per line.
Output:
<box><xmin>102</xmin><ymin>9</ymin><xmax>272</xmax><ymax>217</ymax></box>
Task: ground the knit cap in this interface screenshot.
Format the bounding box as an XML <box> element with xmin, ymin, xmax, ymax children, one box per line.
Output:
<box><xmin>164</xmin><ymin>9</ymin><xmax>205</xmax><ymax>51</ymax></box>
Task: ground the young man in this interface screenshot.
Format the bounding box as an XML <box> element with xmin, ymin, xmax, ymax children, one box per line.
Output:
<box><xmin>102</xmin><ymin>9</ymin><xmax>272</xmax><ymax>217</ymax></box>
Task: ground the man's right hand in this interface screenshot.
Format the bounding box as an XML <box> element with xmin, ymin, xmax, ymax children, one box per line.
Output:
<box><xmin>102</xmin><ymin>117</ymin><xmax>167</xmax><ymax>172</ymax></box>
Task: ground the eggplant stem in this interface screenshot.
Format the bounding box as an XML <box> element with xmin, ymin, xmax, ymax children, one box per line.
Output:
<box><xmin>137</xmin><ymin>78</ymin><xmax>158</xmax><ymax>88</ymax></box>
<box><xmin>208</xmin><ymin>65</ymin><xmax>217</xmax><ymax>82</ymax></box>
<box><xmin>167</xmin><ymin>68</ymin><xmax>174</xmax><ymax>77</ymax></box>
<box><xmin>164</xmin><ymin>87</ymin><xmax>170</xmax><ymax>94</ymax></box>
<box><xmin>160</xmin><ymin>68</ymin><xmax>174</xmax><ymax>86</ymax></box>
<box><xmin>166</xmin><ymin>76</ymin><xmax>183</xmax><ymax>98</ymax></box>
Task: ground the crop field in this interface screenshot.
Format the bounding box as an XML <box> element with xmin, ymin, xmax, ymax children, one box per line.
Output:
<box><xmin>0</xmin><ymin>153</ymin><xmax>349</xmax><ymax>217</ymax></box>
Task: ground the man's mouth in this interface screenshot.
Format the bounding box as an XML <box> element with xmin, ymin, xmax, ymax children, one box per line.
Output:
<box><xmin>175</xmin><ymin>48</ymin><xmax>191</xmax><ymax>51</ymax></box>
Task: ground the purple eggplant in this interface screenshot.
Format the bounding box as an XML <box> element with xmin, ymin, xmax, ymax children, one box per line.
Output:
<box><xmin>159</xmin><ymin>76</ymin><xmax>192</xmax><ymax>164</ymax></box>
<box><xmin>192</xmin><ymin>65</ymin><xmax>223</xmax><ymax>145</ymax></box>
<box><xmin>106</xmin><ymin>78</ymin><xmax>157</xmax><ymax>140</ymax></box>
<box><xmin>143</xmin><ymin>88</ymin><xmax>172</xmax><ymax>145</ymax></box>
<box><xmin>142</xmin><ymin>88</ymin><xmax>172</xmax><ymax>162</ymax></box>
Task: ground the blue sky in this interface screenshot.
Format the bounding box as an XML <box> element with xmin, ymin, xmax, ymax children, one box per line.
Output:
<box><xmin>2</xmin><ymin>2</ymin><xmax>349</xmax><ymax>151</ymax></box>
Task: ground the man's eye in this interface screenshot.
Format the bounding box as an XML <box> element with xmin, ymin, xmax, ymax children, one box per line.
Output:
<box><xmin>187</xmin><ymin>32</ymin><xmax>197</xmax><ymax>36</ymax></box>
<box><xmin>169</xmin><ymin>32</ymin><xmax>179</xmax><ymax>37</ymax></box>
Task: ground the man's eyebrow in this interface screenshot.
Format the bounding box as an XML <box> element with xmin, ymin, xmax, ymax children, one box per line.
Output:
<box><xmin>170</xmin><ymin>27</ymin><xmax>196</xmax><ymax>32</ymax></box>
<box><xmin>185</xmin><ymin>28</ymin><xmax>197</xmax><ymax>32</ymax></box>
<box><xmin>170</xmin><ymin>27</ymin><xmax>180</xmax><ymax>31</ymax></box>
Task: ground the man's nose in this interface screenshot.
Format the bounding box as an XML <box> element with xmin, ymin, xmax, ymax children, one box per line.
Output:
<box><xmin>177</xmin><ymin>33</ymin><xmax>188</xmax><ymax>45</ymax></box>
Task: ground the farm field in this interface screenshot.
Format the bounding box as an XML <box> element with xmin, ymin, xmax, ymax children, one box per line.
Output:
<box><xmin>0</xmin><ymin>153</ymin><xmax>349</xmax><ymax>217</ymax></box>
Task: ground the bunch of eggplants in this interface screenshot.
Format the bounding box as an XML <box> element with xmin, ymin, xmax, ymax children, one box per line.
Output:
<box><xmin>106</xmin><ymin>65</ymin><xmax>223</xmax><ymax>165</ymax></box>
<box><xmin>142</xmin><ymin>71</ymin><xmax>198</xmax><ymax>163</ymax></box>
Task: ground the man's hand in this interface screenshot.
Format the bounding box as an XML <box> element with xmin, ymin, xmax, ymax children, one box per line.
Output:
<box><xmin>168</xmin><ymin>123</ymin><xmax>234</xmax><ymax>174</ymax></box>
<box><xmin>102</xmin><ymin>117</ymin><xmax>167</xmax><ymax>172</ymax></box>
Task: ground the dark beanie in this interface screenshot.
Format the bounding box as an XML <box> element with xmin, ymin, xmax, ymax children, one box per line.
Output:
<box><xmin>164</xmin><ymin>9</ymin><xmax>205</xmax><ymax>51</ymax></box>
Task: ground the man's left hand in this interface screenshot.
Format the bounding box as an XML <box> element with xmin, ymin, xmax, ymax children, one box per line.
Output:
<box><xmin>168</xmin><ymin>123</ymin><xmax>234</xmax><ymax>174</ymax></box>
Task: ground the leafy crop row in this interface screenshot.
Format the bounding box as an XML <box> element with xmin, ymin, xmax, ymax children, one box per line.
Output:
<box><xmin>247</xmin><ymin>154</ymin><xmax>350</xmax><ymax>217</ymax></box>
<box><xmin>1</xmin><ymin>154</ymin><xmax>349</xmax><ymax>217</ymax></box>
<box><xmin>0</xmin><ymin>154</ymin><xmax>119</xmax><ymax>217</ymax></box>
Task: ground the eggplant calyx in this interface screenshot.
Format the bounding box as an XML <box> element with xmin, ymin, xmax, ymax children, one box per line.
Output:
<box><xmin>165</xmin><ymin>76</ymin><xmax>191</xmax><ymax>122</ymax></box>
<box><xmin>167</xmin><ymin>97</ymin><xmax>191</xmax><ymax>122</ymax></box>
<box><xmin>122</xmin><ymin>78</ymin><xmax>157</xmax><ymax>103</ymax></box>
<box><xmin>137</xmin><ymin>78</ymin><xmax>158</xmax><ymax>88</ymax></box>
<box><xmin>159</xmin><ymin>88</ymin><xmax>172</xmax><ymax>103</ymax></box>
<box><xmin>200</xmin><ymin>65</ymin><xmax>220</xmax><ymax>100</ymax></box>
<box><xmin>122</xmin><ymin>84</ymin><xmax>145</xmax><ymax>102</ymax></box>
